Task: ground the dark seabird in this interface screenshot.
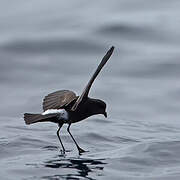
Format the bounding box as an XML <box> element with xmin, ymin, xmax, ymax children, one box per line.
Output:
<box><xmin>24</xmin><ymin>46</ymin><xmax>114</xmax><ymax>154</ymax></box>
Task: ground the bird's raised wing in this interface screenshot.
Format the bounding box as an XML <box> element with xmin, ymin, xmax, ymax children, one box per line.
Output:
<box><xmin>43</xmin><ymin>90</ymin><xmax>77</xmax><ymax>111</ymax></box>
<box><xmin>71</xmin><ymin>46</ymin><xmax>114</xmax><ymax>111</ymax></box>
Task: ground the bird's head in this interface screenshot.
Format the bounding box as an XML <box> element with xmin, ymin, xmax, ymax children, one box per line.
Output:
<box><xmin>89</xmin><ymin>98</ymin><xmax>107</xmax><ymax>118</ymax></box>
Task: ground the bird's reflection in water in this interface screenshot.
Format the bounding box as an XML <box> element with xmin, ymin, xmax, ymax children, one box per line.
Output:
<box><xmin>41</xmin><ymin>154</ymin><xmax>106</xmax><ymax>180</ymax></box>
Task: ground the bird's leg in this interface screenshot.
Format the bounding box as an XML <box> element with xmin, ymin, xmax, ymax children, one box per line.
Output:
<box><xmin>67</xmin><ymin>123</ymin><xmax>86</xmax><ymax>154</ymax></box>
<box><xmin>57</xmin><ymin>123</ymin><xmax>65</xmax><ymax>153</ymax></box>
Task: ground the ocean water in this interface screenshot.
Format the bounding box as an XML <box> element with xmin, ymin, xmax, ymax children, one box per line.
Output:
<box><xmin>1</xmin><ymin>0</ymin><xmax>180</xmax><ymax>179</ymax></box>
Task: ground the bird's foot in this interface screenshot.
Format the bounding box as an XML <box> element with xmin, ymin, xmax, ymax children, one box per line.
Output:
<box><xmin>78</xmin><ymin>147</ymin><xmax>87</xmax><ymax>155</ymax></box>
<box><xmin>60</xmin><ymin>149</ymin><xmax>66</xmax><ymax>154</ymax></box>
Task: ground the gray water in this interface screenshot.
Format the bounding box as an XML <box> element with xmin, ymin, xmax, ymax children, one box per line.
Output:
<box><xmin>1</xmin><ymin>1</ymin><xmax>180</xmax><ymax>179</ymax></box>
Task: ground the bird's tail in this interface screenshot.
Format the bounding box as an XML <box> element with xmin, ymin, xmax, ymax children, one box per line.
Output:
<box><xmin>24</xmin><ymin>113</ymin><xmax>57</xmax><ymax>125</ymax></box>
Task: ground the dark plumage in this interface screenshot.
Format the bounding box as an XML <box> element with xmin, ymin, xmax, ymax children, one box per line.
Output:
<box><xmin>24</xmin><ymin>46</ymin><xmax>114</xmax><ymax>154</ymax></box>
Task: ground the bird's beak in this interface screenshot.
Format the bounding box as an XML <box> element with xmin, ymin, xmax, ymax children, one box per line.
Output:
<box><xmin>104</xmin><ymin>112</ymin><xmax>107</xmax><ymax>118</ymax></box>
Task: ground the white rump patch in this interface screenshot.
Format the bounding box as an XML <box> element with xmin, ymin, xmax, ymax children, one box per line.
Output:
<box><xmin>42</xmin><ymin>109</ymin><xmax>68</xmax><ymax>121</ymax></box>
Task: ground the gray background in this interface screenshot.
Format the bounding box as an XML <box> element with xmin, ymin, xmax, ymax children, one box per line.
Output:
<box><xmin>0</xmin><ymin>1</ymin><xmax>180</xmax><ymax>179</ymax></box>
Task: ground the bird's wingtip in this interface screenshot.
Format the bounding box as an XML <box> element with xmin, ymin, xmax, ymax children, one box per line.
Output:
<box><xmin>108</xmin><ymin>46</ymin><xmax>115</xmax><ymax>53</ymax></box>
<box><xmin>110</xmin><ymin>46</ymin><xmax>115</xmax><ymax>50</ymax></box>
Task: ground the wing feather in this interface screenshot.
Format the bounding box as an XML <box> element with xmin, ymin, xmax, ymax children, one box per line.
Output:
<box><xmin>43</xmin><ymin>90</ymin><xmax>77</xmax><ymax>111</ymax></box>
<box><xmin>71</xmin><ymin>46</ymin><xmax>114</xmax><ymax>111</ymax></box>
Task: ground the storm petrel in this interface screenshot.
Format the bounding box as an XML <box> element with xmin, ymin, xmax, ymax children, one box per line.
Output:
<box><xmin>24</xmin><ymin>46</ymin><xmax>114</xmax><ymax>154</ymax></box>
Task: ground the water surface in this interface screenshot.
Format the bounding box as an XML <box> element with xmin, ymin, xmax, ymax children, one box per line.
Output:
<box><xmin>1</xmin><ymin>1</ymin><xmax>180</xmax><ymax>179</ymax></box>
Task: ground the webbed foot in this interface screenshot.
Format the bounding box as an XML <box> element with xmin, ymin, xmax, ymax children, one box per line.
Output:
<box><xmin>78</xmin><ymin>147</ymin><xmax>87</xmax><ymax>155</ymax></box>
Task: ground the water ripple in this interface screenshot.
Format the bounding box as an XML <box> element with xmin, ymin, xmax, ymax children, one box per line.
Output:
<box><xmin>0</xmin><ymin>38</ymin><xmax>103</xmax><ymax>54</ymax></box>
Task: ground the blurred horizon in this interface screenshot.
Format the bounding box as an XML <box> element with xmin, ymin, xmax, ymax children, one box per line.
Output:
<box><xmin>1</xmin><ymin>1</ymin><xmax>180</xmax><ymax>179</ymax></box>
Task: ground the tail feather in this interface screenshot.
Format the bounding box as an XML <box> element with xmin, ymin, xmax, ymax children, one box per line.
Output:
<box><xmin>24</xmin><ymin>113</ymin><xmax>57</xmax><ymax>125</ymax></box>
